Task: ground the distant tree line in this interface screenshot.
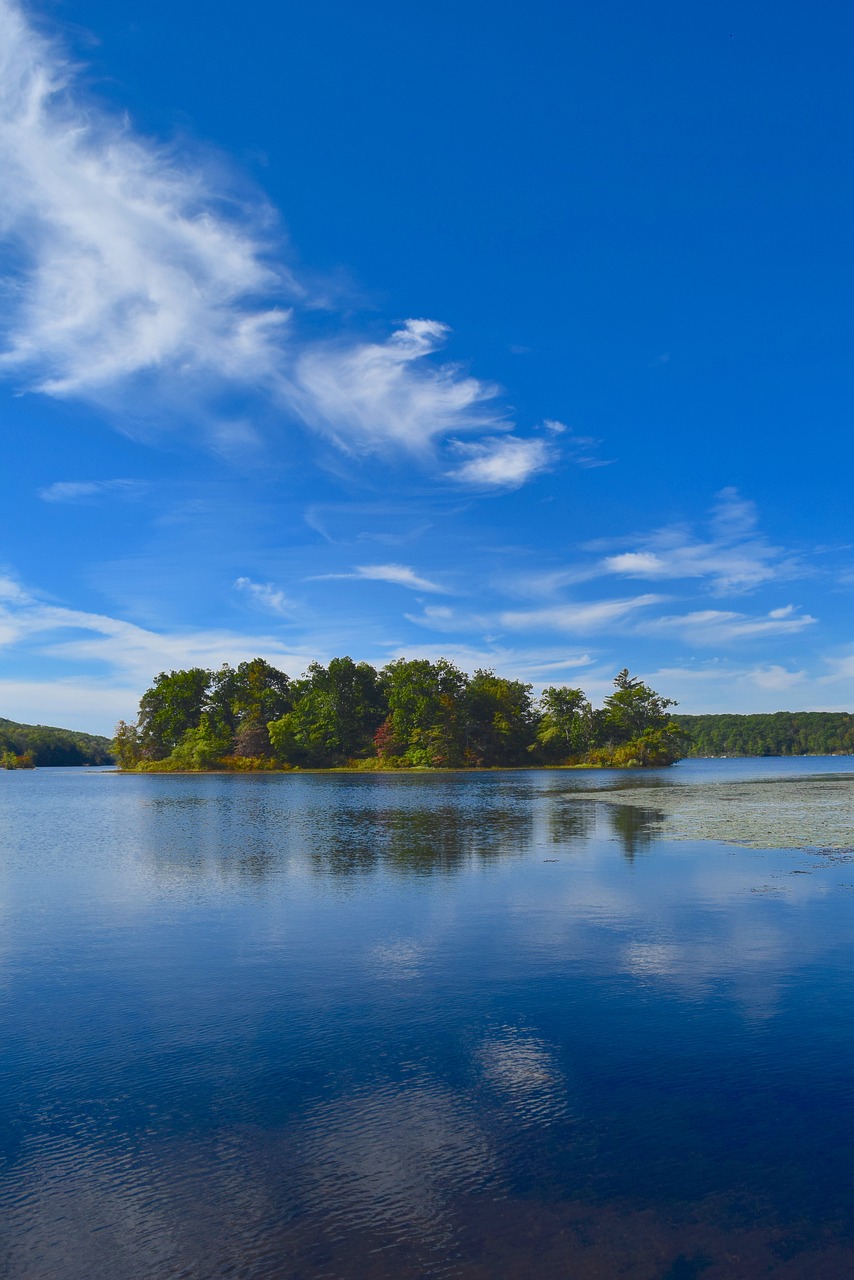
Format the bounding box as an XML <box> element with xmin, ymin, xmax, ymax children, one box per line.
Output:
<box><xmin>112</xmin><ymin>658</ymin><xmax>685</xmax><ymax>771</ymax></box>
<box><xmin>0</xmin><ymin>717</ymin><xmax>114</xmax><ymax>768</ymax></box>
<box><xmin>677</xmin><ymin>712</ymin><xmax>854</xmax><ymax>758</ymax></box>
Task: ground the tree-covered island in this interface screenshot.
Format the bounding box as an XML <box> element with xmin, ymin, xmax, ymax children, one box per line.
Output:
<box><xmin>112</xmin><ymin>659</ymin><xmax>684</xmax><ymax>771</ymax></box>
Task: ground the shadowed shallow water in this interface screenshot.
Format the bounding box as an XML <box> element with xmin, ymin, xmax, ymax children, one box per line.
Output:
<box><xmin>1</xmin><ymin>759</ymin><xmax>853</xmax><ymax>1279</ymax></box>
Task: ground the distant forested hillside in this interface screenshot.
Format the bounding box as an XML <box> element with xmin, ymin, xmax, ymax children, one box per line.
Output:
<box><xmin>677</xmin><ymin>712</ymin><xmax>854</xmax><ymax>757</ymax></box>
<box><xmin>0</xmin><ymin>718</ymin><xmax>114</xmax><ymax>767</ymax></box>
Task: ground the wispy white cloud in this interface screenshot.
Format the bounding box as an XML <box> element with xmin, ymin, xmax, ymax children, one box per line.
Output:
<box><xmin>709</xmin><ymin>487</ymin><xmax>759</xmax><ymax>539</ymax></box>
<box><xmin>0</xmin><ymin>2</ymin><xmax>562</xmax><ymax>483</ymax></box>
<box><xmin>0</xmin><ymin>573</ymin><xmax>32</xmax><ymax>604</ymax></box>
<box><xmin>234</xmin><ymin>576</ymin><xmax>293</xmax><ymax>615</ymax></box>
<box><xmin>497</xmin><ymin>489</ymin><xmax>797</xmax><ymax>602</ymax></box>
<box><xmin>635</xmin><ymin>662</ymin><xmax>846</xmax><ymax>714</ymax></box>
<box><xmin>0</xmin><ymin>1</ymin><xmax>291</xmax><ymax>430</ymax></box>
<box><xmin>749</xmin><ymin>664</ymin><xmax>807</xmax><ymax>691</ymax></box>
<box><xmin>642</xmin><ymin>605</ymin><xmax>817</xmax><ymax>646</ymax></box>
<box><xmin>592</xmin><ymin>489</ymin><xmax>799</xmax><ymax>594</ymax></box>
<box><xmin>302</xmin><ymin>502</ymin><xmax>436</xmax><ymax>547</ymax></box>
<box><xmin>38</xmin><ymin>479</ymin><xmax>143</xmax><ymax>502</ymax></box>
<box><xmin>499</xmin><ymin>594</ymin><xmax>664</xmax><ymax>633</ymax></box>
<box><xmin>544</xmin><ymin>420</ymin><xmax>611</xmax><ymax>468</ymax></box>
<box><xmin>311</xmin><ymin>563</ymin><xmax>447</xmax><ymax>593</ymax></box>
<box><xmin>819</xmin><ymin>651</ymin><xmax>854</xmax><ymax>685</ymax></box>
<box><xmin>404</xmin><ymin>605</ymin><xmax>455</xmax><ymax>627</ymax></box>
<box><xmin>294</xmin><ymin>320</ymin><xmax>504</xmax><ymax>454</ymax></box>
<box><xmin>402</xmin><ymin>603</ymin><xmax>504</xmax><ymax>634</ymax></box>
<box><xmin>11</xmin><ymin>610</ymin><xmax>307</xmax><ymax>683</ymax></box>
<box><xmin>0</xmin><ymin>569</ymin><xmax>314</xmax><ymax>728</ymax></box>
<box><xmin>599</xmin><ymin>541</ymin><xmax>784</xmax><ymax>591</ymax></box>
<box><xmin>446</xmin><ymin>435</ymin><xmax>555</xmax><ymax>488</ymax></box>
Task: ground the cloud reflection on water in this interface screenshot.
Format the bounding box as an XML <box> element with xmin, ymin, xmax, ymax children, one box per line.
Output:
<box><xmin>478</xmin><ymin>1027</ymin><xmax>571</xmax><ymax>1128</ymax></box>
<box><xmin>299</xmin><ymin>1079</ymin><xmax>497</xmax><ymax>1243</ymax></box>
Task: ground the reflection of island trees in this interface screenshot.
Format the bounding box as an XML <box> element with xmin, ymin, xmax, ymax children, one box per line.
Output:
<box><xmin>140</xmin><ymin>793</ymin><xmax>281</xmax><ymax>883</ymax></box>
<box><xmin>145</xmin><ymin>835</ymin><xmax>279</xmax><ymax>883</ymax></box>
<box><xmin>309</xmin><ymin>803</ymin><xmax>536</xmax><ymax>878</ymax></box>
<box><xmin>544</xmin><ymin>795</ymin><xmax>664</xmax><ymax>859</ymax></box>
<box><xmin>135</xmin><ymin>777</ymin><xmax>672</xmax><ymax>885</ymax></box>
<box><xmin>605</xmin><ymin>804</ymin><xmax>665</xmax><ymax>860</ymax></box>
<box><xmin>601</xmin><ymin>773</ymin><xmax>674</xmax><ymax>795</ymax></box>
<box><xmin>547</xmin><ymin>800</ymin><xmax>596</xmax><ymax>847</ymax></box>
<box><xmin>136</xmin><ymin>786</ymin><xmax>541</xmax><ymax>883</ymax></box>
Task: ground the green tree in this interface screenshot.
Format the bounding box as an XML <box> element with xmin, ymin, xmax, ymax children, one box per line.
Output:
<box><xmin>676</xmin><ymin>711</ymin><xmax>854</xmax><ymax>758</ymax></box>
<box><xmin>210</xmin><ymin>659</ymin><xmax>293</xmax><ymax>757</ymax></box>
<box><xmin>381</xmin><ymin>658</ymin><xmax>469</xmax><ymax>766</ymax></box>
<box><xmin>165</xmin><ymin>714</ymin><xmax>232</xmax><ymax>770</ymax></box>
<box><xmin>118</xmin><ymin>657</ymin><xmax>699</xmax><ymax>771</ymax></box>
<box><xmin>268</xmin><ymin>657</ymin><xmax>384</xmax><ymax>765</ymax></box>
<box><xmin>112</xmin><ymin>720</ymin><xmax>141</xmax><ymax>769</ymax></box>
<box><xmin>603</xmin><ymin>724</ymin><xmax>685</xmax><ymax>767</ymax></box>
<box><xmin>1</xmin><ymin>749</ymin><xmax>35</xmax><ymax>769</ymax></box>
<box><xmin>601</xmin><ymin>669</ymin><xmax>678</xmax><ymax>745</ymax></box>
<box><xmin>137</xmin><ymin>668</ymin><xmax>211</xmax><ymax>760</ymax></box>
<box><xmin>462</xmin><ymin>669</ymin><xmax>535</xmax><ymax>765</ymax></box>
<box><xmin>534</xmin><ymin>686</ymin><xmax>592</xmax><ymax>761</ymax></box>
<box><xmin>2</xmin><ymin>717</ymin><xmax>113</xmax><ymax>766</ymax></box>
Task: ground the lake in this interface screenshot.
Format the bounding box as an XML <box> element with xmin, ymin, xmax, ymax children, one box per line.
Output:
<box><xmin>1</xmin><ymin>759</ymin><xmax>853</xmax><ymax>1279</ymax></box>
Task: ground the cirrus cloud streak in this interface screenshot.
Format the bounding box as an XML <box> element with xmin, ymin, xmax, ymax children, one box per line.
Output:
<box><xmin>0</xmin><ymin>0</ymin><xmax>559</xmax><ymax>483</ymax></box>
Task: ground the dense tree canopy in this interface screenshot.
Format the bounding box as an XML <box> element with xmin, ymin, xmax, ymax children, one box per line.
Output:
<box><xmin>111</xmin><ymin>665</ymin><xmax>854</xmax><ymax>772</ymax></box>
<box><xmin>378</xmin><ymin>657</ymin><xmax>469</xmax><ymax>766</ymax></box>
<box><xmin>677</xmin><ymin>712</ymin><xmax>854</xmax><ymax>757</ymax></box>
<box><xmin>0</xmin><ymin>717</ymin><xmax>113</xmax><ymax>767</ymax></box>
<box><xmin>463</xmin><ymin>669</ymin><xmax>537</xmax><ymax>766</ymax></box>
<box><xmin>114</xmin><ymin>661</ymin><xmax>687</xmax><ymax>771</ymax></box>
<box><xmin>268</xmin><ymin>658</ymin><xmax>384</xmax><ymax>766</ymax></box>
<box><xmin>114</xmin><ymin>658</ymin><xmax>296</xmax><ymax>769</ymax></box>
<box><xmin>534</xmin><ymin>687</ymin><xmax>592</xmax><ymax>761</ymax></box>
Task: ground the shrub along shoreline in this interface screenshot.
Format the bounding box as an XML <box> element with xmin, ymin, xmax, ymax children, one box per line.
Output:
<box><xmin>113</xmin><ymin>658</ymin><xmax>685</xmax><ymax>772</ymax></box>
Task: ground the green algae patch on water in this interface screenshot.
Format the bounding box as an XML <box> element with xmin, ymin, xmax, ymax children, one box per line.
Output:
<box><xmin>573</xmin><ymin>773</ymin><xmax>854</xmax><ymax>850</ymax></box>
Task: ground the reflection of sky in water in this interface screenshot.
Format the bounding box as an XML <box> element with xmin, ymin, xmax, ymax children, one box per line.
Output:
<box><xmin>1</xmin><ymin>763</ymin><xmax>853</xmax><ymax>1278</ymax></box>
<box><xmin>478</xmin><ymin>1027</ymin><xmax>570</xmax><ymax>1128</ymax></box>
<box><xmin>300</xmin><ymin>1079</ymin><xmax>496</xmax><ymax>1242</ymax></box>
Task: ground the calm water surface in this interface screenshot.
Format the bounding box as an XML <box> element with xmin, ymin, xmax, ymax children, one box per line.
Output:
<box><xmin>1</xmin><ymin>760</ymin><xmax>853</xmax><ymax>1279</ymax></box>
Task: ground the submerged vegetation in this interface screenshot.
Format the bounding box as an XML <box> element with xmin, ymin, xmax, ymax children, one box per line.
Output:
<box><xmin>0</xmin><ymin>718</ymin><xmax>114</xmax><ymax>768</ymax></box>
<box><xmin>113</xmin><ymin>659</ymin><xmax>685</xmax><ymax>772</ymax></box>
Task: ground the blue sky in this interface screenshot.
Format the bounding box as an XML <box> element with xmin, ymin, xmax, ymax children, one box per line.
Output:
<box><xmin>0</xmin><ymin>0</ymin><xmax>852</xmax><ymax>734</ymax></box>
